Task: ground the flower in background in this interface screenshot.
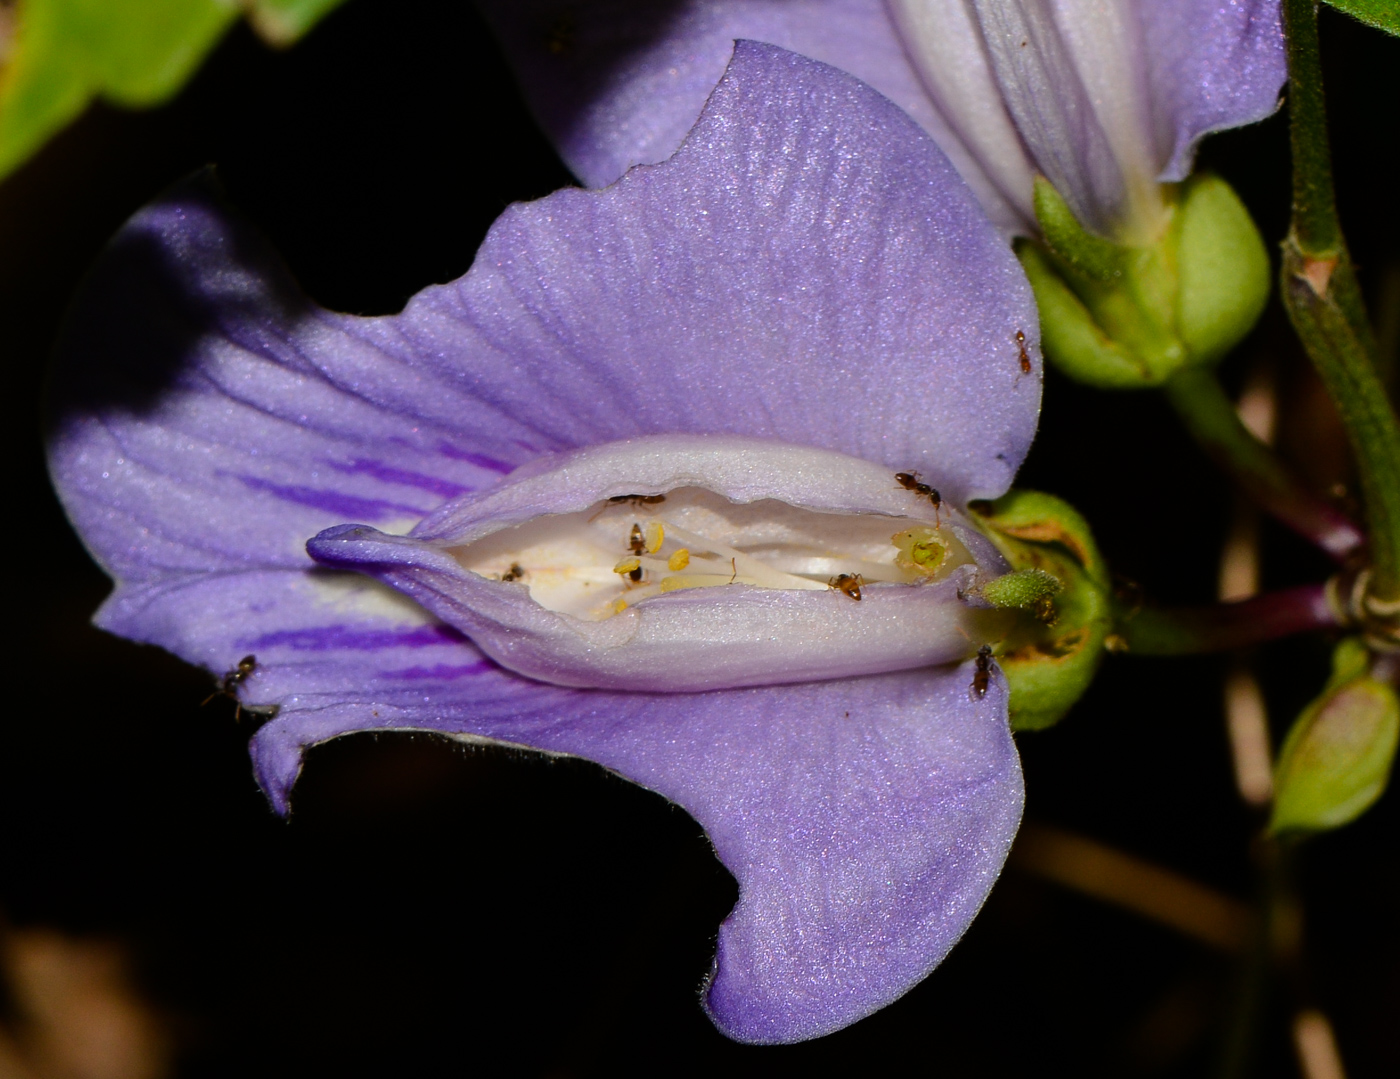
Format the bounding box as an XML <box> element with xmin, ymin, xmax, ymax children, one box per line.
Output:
<box><xmin>480</xmin><ymin>0</ymin><xmax>1286</xmax><ymax>241</ymax></box>
<box><xmin>48</xmin><ymin>45</ymin><xmax>1040</xmax><ymax>1042</ymax></box>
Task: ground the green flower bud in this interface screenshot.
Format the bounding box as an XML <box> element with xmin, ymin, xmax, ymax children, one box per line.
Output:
<box><xmin>971</xmin><ymin>491</ymin><xmax>1112</xmax><ymax>731</ymax></box>
<box><xmin>1017</xmin><ymin>174</ymin><xmax>1270</xmax><ymax>389</ymax></box>
<box><xmin>1270</xmin><ymin>639</ymin><xmax>1399</xmax><ymax>835</ymax></box>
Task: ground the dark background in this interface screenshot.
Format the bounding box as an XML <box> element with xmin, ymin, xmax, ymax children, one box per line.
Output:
<box><xmin>1</xmin><ymin>2</ymin><xmax>1395</xmax><ymax>1075</ymax></box>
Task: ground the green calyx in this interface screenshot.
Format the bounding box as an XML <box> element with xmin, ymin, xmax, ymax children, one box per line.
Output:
<box><xmin>1018</xmin><ymin>174</ymin><xmax>1270</xmax><ymax>389</ymax></box>
<box><xmin>1270</xmin><ymin>638</ymin><xmax>1399</xmax><ymax>835</ymax></box>
<box><xmin>970</xmin><ymin>490</ymin><xmax>1112</xmax><ymax>732</ymax></box>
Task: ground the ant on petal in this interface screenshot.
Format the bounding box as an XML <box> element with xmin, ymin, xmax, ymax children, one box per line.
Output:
<box><xmin>203</xmin><ymin>654</ymin><xmax>257</xmax><ymax>721</ymax></box>
<box><xmin>969</xmin><ymin>645</ymin><xmax>993</xmax><ymax>701</ymax></box>
<box><xmin>828</xmin><ymin>573</ymin><xmax>864</xmax><ymax>601</ymax></box>
<box><xmin>895</xmin><ymin>471</ymin><xmax>942</xmax><ymax>526</ymax></box>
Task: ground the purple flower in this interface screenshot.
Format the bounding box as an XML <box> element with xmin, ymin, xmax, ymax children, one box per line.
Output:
<box><xmin>480</xmin><ymin>0</ymin><xmax>1286</xmax><ymax>238</ymax></box>
<box><xmin>48</xmin><ymin>45</ymin><xmax>1039</xmax><ymax>1043</ymax></box>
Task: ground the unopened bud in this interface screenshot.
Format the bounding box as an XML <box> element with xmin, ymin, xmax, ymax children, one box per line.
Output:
<box><xmin>1271</xmin><ymin>639</ymin><xmax>1399</xmax><ymax>834</ymax></box>
<box><xmin>1018</xmin><ymin>174</ymin><xmax>1269</xmax><ymax>389</ymax></box>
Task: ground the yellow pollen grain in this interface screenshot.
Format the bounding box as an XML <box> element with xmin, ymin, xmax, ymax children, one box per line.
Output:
<box><xmin>613</xmin><ymin>556</ymin><xmax>641</xmax><ymax>575</ymax></box>
<box><xmin>668</xmin><ymin>548</ymin><xmax>691</xmax><ymax>571</ymax></box>
<box><xmin>644</xmin><ymin>521</ymin><xmax>665</xmax><ymax>554</ymax></box>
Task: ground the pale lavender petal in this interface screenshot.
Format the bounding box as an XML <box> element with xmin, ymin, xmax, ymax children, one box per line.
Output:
<box><xmin>888</xmin><ymin>0</ymin><xmax>1040</xmax><ymax>231</ymax></box>
<box><xmin>248</xmin><ymin>655</ymin><xmax>1023</xmax><ymax>1044</ymax></box>
<box><xmin>967</xmin><ymin>0</ymin><xmax>1129</xmax><ymax>235</ymax></box>
<box><xmin>305</xmin><ymin>435</ymin><xmax>1011</xmax><ymax>691</ymax></box>
<box><xmin>475</xmin><ymin>0</ymin><xmax>1025</xmax><ymax>230</ymax></box>
<box><xmin>1143</xmin><ymin>0</ymin><xmax>1286</xmax><ymax>181</ymax></box>
<box><xmin>307</xmin><ymin>521</ymin><xmax>993</xmax><ymax>692</ymax></box>
<box><xmin>406</xmin><ymin>435</ymin><xmax>1009</xmax><ymax>559</ymax></box>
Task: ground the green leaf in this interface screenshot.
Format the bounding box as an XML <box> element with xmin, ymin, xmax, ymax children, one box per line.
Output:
<box><xmin>1323</xmin><ymin>0</ymin><xmax>1400</xmax><ymax>36</ymax></box>
<box><xmin>970</xmin><ymin>491</ymin><xmax>1112</xmax><ymax>732</ymax></box>
<box><xmin>0</xmin><ymin>0</ymin><xmax>346</xmax><ymax>181</ymax></box>
<box><xmin>1270</xmin><ymin>639</ymin><xmax>1400</xmax><ymax>834</ymax></box>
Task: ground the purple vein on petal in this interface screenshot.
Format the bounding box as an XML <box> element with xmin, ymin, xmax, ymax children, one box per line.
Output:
<box><xmin>379</xmin><ymin>662</ymin><xmax>496</xmax><ymax>681</ymax></box>
<box><xmin>243</xmin><ymin>624</ymin><xmax>469</xmax><ymax>652</ymax></box>
<box><xmin>233</xmin><ymin>475</ymin><xmax>430</xmax><ymax>521</ymax></box>
<box><xmin>326</xmin><ymin>458</ymin><xmax>475</xmax><ymax>498</ymax></box>
<box><xmin>435</xmin><ymin>444</ymin><xmax>518</xmax><ymax>473</ymax></box>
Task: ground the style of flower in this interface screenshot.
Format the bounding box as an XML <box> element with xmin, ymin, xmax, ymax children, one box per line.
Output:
<box><xmin>48</xmin><ymin>45</ymin><xmax>1040</xmax><ymax>1043</ymax></box>
<box><xmin>481</xmin><ymin>0</ymin><xmax>1286</xmax><ymax>239</ymax></box>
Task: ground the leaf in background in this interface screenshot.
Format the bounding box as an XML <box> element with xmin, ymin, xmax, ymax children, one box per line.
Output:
<box><xmin>0</xmin><ymin>0</ymin><xmax>345</xmax><ymax>182</ymax></box>
<box><xmin>1323</xmin><ymin>0</ymin><xmax>1400</xmax><ymax>36</ymax></box>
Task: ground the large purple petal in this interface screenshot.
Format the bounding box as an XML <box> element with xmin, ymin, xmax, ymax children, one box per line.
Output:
<box><xmin>46</xmin><ymin>176</ymin><xmax>515</xmax><ymax>584</ymax></box>
<box><xmin>247</xmin><ymin>641</ymin><xmax>1022</xmax><ymax>1044</ymax></box>
<box><xmin>50</xmin><ymin>43</ymin><xmax>1035</xmax><ymax>594</ymax></box>
<box><xmin>389</xmin><ymin>41</ymin><xmax>1039</xmax><ymax>505</ymax></box>
<box><xmin>1143</xmin><ymin>0</ymin><xmax>1286</xmax><ymax>182</ymax></box>
<box><xmin>99</xmin><ymin>548</ymin><xmax>1021</xmax><ymax>1043</ymax></box>
<box><xmin>45</xmin><ymin>43</ymin><xmax>1029</xmax><ymax>1043</ymax></box>
<box><xmin>87</xmin><ymin>553</ymin><xmax>1020</xmax><ymax>1041</ymax></box>
<box><xmin>475</xmin><ymin>0</ymin><xmax>1024</xmax><ymax>229</ymax></box>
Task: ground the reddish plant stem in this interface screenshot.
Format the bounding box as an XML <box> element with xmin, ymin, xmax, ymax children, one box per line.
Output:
<box><xmin>1114</xmin><ymin>584</ymin><xmax>1340</xmax><ymax>656</ymax></box>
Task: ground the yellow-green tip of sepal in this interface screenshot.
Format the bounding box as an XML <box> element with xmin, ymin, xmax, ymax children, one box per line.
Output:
<box><xmin>970</xmin><ymin>490</ymin><xmax>1112</xmax><ymax>732</ymax></box>
<box><xmin>1270</xmin><ymin>639</ymin><xmax>1399</xmax><ymax>835</ymax></box>
<box><xmin>1019</xmin><ymin>174</ymin><xmax>1270</xmax><ymax>389</ymax></box>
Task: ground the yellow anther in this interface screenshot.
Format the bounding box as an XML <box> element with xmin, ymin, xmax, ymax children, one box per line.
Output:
<box><xmin>668</xmin><ymin>548</ymin><xmax>691</xmax><ymax>571</ymax></box>
<box><xmin>613</xmin><ymin>556</ymin><xmax>641</xmax><ymax>575</ymax></box>
<box><xmin>612</xmin><ymin>596</ymin><xmax>630</xmax><ymax>614</ymax></box>
<box><xmin>644</xmin><ymin>521</ymin><xmax>665</xmax><ymax>554</ymax></box>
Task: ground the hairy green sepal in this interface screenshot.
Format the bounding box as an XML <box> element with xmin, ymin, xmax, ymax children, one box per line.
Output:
<box><xmin>1270</xmin><ymin>638</ymin><xmax>1399</xmax><ymax>834</ymax></box>
<box><xmin>978</xmin><ymin>569</ymin><xmax>1063</xmax><ymax>621</ymax></box>
<box><xmin>1018</xmin><ymin>175</ymin><xmax>1269</xmax><ymax>389</ymax></box>
<box><xmin>971</xmin><ymin>490</ymin><xmax>1112</xmax><ymax>731</ymax></box>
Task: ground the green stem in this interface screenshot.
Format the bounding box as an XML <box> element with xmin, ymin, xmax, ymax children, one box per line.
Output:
<box><xmin>1115</xmin><ymin>585</ymin><xmax>1340</xmax><ymax>656</ymax></box>
<box><xmin>1164</xmin><ymin>368</ymin><xmax>1363</xmax><ymax>560</ymax></box>
<box><xmin>1282</xmin><ymin>0</ymin><xmax>1339</xmax><ymax>257</ymax></box>
<box><xmin>1282</xmin><ymin>0</ymin><xmax>1400</xmax><ymax>603</ymax></box>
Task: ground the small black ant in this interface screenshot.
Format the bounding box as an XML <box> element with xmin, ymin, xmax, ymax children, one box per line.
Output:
<box><xmin>1015</xmin><ymin>330</ymin><xmax>1032</xmax><ymax>375</ymax></box>
<box><xmin>501</xmin><ymin>563</ymin><xmax>526</xmax><ymax>582</ymax></box>
<box><xmin>828</xmin><ymin>573</ymin><xmax>864</xmax><ymax>601</ymax></box>
<box><xmin>628</xmin><ymin>522</ymin><xmax>646</xmax><ymax>556</ymax></box>
<box><xmin>608</xmin><ymin>494</ymin><xmax>666</xmax><ymax>508</ymax></box>
<box><xmin>203</xmin><ymin>655</ymin><xmax>257</xmax><ymax>720</ymax></box>
<box><xmin>895</xmin><ymin>471</ymin><xmax>942</xmax><ymax>525</ymax></box>
<box><xmin>970</xmin><ymin>645</ymin><xmax>993</xmax><ymax>700</ymax></box>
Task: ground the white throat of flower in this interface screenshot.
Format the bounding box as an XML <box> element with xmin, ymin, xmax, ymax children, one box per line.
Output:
<box><xmin>451</xmin><ymin>486</ymin><xmax>975</xmax><ymax>622</ymax></box>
